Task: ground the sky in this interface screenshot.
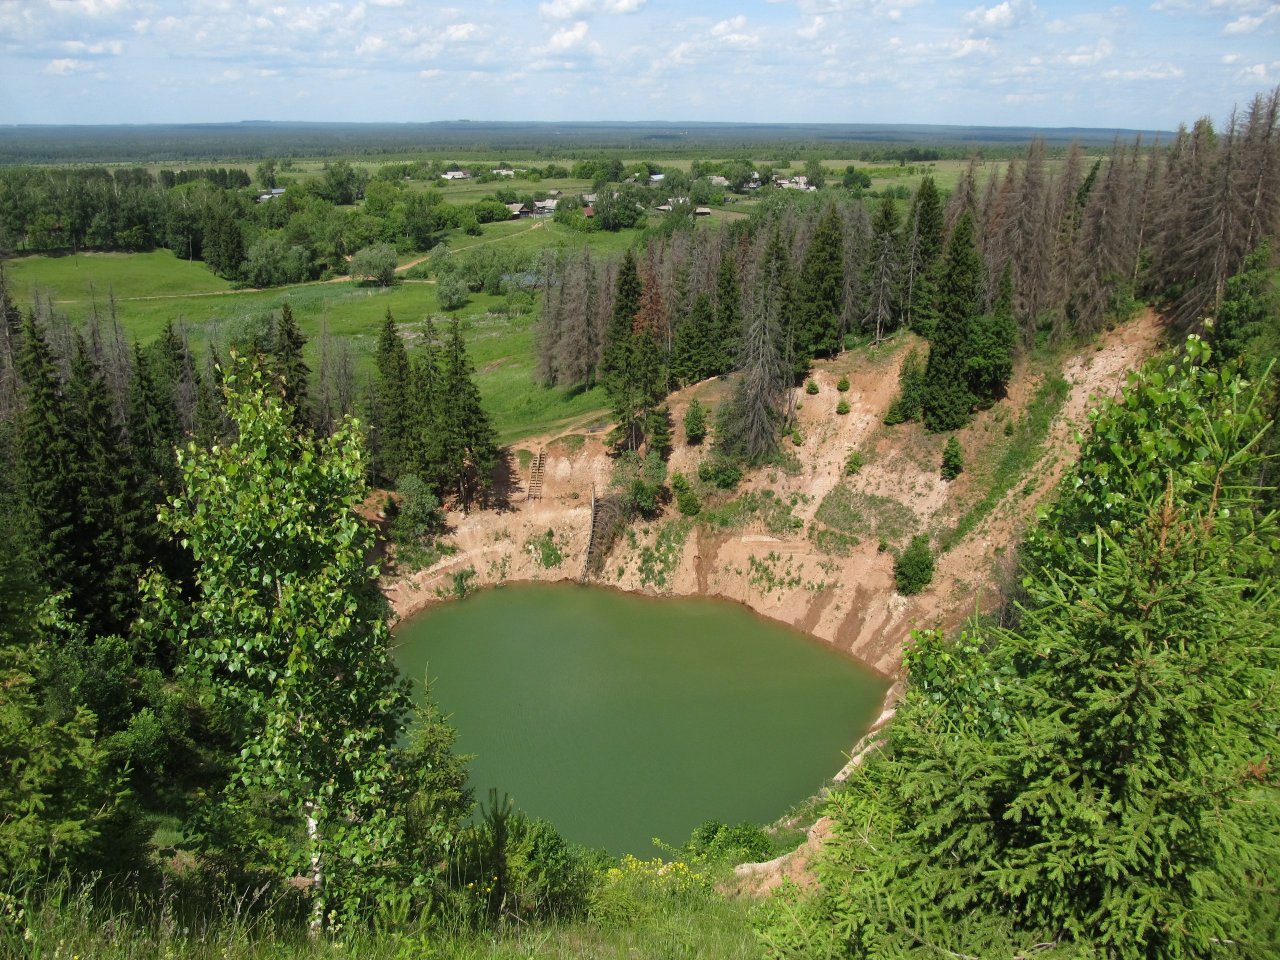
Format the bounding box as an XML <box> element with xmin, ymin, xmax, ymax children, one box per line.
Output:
<box><xmin>0</xmin><ymin>0</ymin><xmax>1277</xmax><ymax>130</ymax></box>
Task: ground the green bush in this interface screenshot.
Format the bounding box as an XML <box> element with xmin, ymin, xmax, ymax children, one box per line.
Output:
<box><xmin>836</xmin><ymin>375</ymin><xmax>850</xmax><ymax>392</ymax></box>
<box><xmin>685</xmin><ymin>820</ymin><xmax>773</xmax><ymax>864</ymax></box>
<box><xmin>805</xmin><ymin>379</ymin><xmax>819</xmax><ymax>395</ymax></box>
<box><xmin>790</xmin><ymin>428</ymin><xmax>803</xmax><ymax>446</ymax></box>
<box><xmin>894</xmin><ymin>535</ymin><xmax>934</xmax><ymax>595</ymax></box>
<box><xmin>698</xmin><ymin>457</ymin><xmax>742</xmax><ymax>490</ymax></box>
<box><xmin>525</xmin><ymin>528</ymin><xmax>563</xmax><ymax>568</ymax></box>
<box><xmin>941</xmin><ymin>436</ymin><xmax>964</xmax><ymax>480</ymax></box>
<box><xmin>844</xmin><ymin>449</ymin><xmax>865</xmax><ymax>475</ymax></box>
<box><xmin>452</xmin><ymin>792</ymin><xmax>602</xmax><ymax>923</ymax></box>
<box><xmin>672</xmin><ymin>472</ymin><xmax>701</xmax><ymax>516</ymax></box>
<box><xmin>836</xmin><ymin>399</ymin><xmax>850</xmax><ymax>415</ymax></box>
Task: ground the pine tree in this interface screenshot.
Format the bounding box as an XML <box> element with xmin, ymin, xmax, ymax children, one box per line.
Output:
<box><xmin>922</xmin><ymin>213</ymin><xmax>983</xmax><ymax>432</ymax></box>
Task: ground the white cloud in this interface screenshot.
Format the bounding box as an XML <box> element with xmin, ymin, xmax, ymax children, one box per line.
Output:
<box><xmin>966</xmin><ymin>0</ymin><xmax>1035</xmax><ymax>30</ymax></box>
<box><xmin>1225</xmin><ymin>13</ymin><xmax>1264</xmax><ymax>31</ymax></box>
<box><xmin>355</xmin><ymin>35</ymin><xmax>385</xmax><ymax>55</ymax></box>
<box><xmin>44</xmin><ymin>58</ymin><xmax>91</xmax><ymax>74</ymax></box>
<box><xmin>442</xmin><ymin>22</ymin><xmax>478</xmax><ymax>42</ymax></box>
<box><xmin>798</xmin><ymin>15</ymin><xmax>825</xmax><ymax>38</ymax></box>
<box><xmin>61</xmin><ymin>39</ymin><xmax>124</xmax><ymax>55</ymax></box>
<box><xmin>547</xmin><ymin>20</ymin><xmax>600</xmax><ymax>54</ymax></box>
<box><xmin>1060</xmin><ymin>37</ymin><xmax>1114</xmax><ymax>65</ymax></box>
<box><xmin>1102</xmin><ymin>64</ymin><xmax>1185</xmax><ymax>79</ymax></box>
<box><xmin>1222</xmin><ymin>52</ymin><xmax>1241</xmax><ymax>61</ymax></box>
<box><xmin>539</xmin><ymin>0</ymin><xmax>645</xmax><ymax>19</ymax></box>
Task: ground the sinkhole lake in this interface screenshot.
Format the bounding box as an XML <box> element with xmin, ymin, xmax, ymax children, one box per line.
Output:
<box><xmin>394</xmin><ymin>583</ymin><xmax>888</xmax><ymax>855</ymax></box>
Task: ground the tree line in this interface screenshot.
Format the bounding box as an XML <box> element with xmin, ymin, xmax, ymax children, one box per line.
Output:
<box><xmin>538</xmin><ymin>89</ymin><xmax>1280</xmax><ymax>463</ymax></box>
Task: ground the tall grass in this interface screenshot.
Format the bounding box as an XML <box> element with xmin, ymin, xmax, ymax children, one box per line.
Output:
<box><xmin>8</xmin><ymin>867</ymin><xmax>761</xmax><ymax>960</ymax></box>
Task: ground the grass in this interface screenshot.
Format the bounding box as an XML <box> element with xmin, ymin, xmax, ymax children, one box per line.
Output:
<box><xmin>3</xmin><ymin>246</ymin><xmax>611</xmax><ymax>443</ymax></box>
<box><xmin>939</xmin><ymin>373</ymin><xmax>1071</xmax><ymax>551</ymax></box>
<box><xmin>811</xmin><ymin>485</ymin><xmax>918</xmax><ymax>552</ymax></box>
<box><xmin>6</xmin><ymin>248</ymin><xmax>233</xmax><ymax>300</ymax></box>
<box><xmin>12</xmin><ymin>868</ymin><xmax>762</xmax><ymax>960</ymax></box>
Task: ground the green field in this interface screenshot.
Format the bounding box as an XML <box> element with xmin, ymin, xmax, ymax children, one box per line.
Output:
<box><xmin>4</xmin><ymin>240</ymin><xmax>612</xmax><ymax>444</ymax></box>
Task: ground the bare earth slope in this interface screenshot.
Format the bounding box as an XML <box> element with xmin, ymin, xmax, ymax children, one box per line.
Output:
<box><xmin>387</xmin><ymin>309</ymin><xmax>1164</xmax><ymax>678</ymax></box>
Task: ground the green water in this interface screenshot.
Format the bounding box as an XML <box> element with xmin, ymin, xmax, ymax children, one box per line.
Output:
<box><xmin>394</xmin><ymin>583</ymin><xmax>888</xmax><ymax>855</ymax></box>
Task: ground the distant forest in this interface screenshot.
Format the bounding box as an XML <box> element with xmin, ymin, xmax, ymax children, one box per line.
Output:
<box><xmin>0</xmin><ymin>119</ymin><xmax>1176</xmax><ymax>164</ymax></box>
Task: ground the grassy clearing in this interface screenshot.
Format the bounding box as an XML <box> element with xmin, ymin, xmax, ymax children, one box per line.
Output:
<box><xmin>811</xmin><ymin>484</ymin><xmax>918</xmax><ymax>552</ymax></box>
<box><xmin>6</xmin><ymin>248</ymin><xmax>233</xmax><ymax>300</ymax></box>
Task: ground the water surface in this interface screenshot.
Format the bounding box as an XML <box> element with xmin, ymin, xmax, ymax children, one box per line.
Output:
<box><xmin>395</xmin><ymin>582</ymin><xmax>887</xmax><ymax>854</ymax></box>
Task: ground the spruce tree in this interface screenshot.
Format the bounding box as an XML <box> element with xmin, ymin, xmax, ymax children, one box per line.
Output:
<box><xmin>439</xmin><ymin>318</ymin><xmax>498</xmax><ymax>510</ymax></box>
<box><xmin>864</xmin><ymin>196</ymin><xmax>901</xmax><ymax>343</ymax></box>
<box><xmin>905</xmin><ymin>176</ymin><xmax>944</xmax><ymax>336</ymax></box>
<box><xmin>713</xmin><ymin>252</ymin><xmax>743</xmax><ymax>375</ymax></box>
<box><xmin>922</xmin><ymin>213</ymin><xmax>982</xmax><ymax>432</ymax></box>
<box><xmin>671</xmin><ymin>291</ymin><xmax>714</xmax><ymax>386</ymax></box>
<box><xmin>271</xmin><ymin>302</ymin><xmax>310</xmax><ymax>431</ymax></box>
<box><xmin>15</xmin><ymin>315</ymin><xmax>80</xmax><ymax>613</ymax></box>
<box><xmin>64</xmin><ymin>336</ymin><xmax>146</xmax><ymax>635</ymax></box>
<box><xmin>371</xmin><ymin>309</ymin><xmax>412</xmax><ymax>486</ymax></box>
<box><xmin>795</xmin><ymin>205</ymin><xmax>846</xmax><ymax>359</ymax></box>
<box><xmin>601</xmin><ymin>250</ymin><xmax>644</xmax><ymax>449</ymax></box>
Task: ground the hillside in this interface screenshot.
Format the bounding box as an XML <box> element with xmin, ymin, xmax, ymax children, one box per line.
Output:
<box><xmin>387</xmin><ymin>308</ymin><xmax>1165</xmax><ymax>680</ymax></box>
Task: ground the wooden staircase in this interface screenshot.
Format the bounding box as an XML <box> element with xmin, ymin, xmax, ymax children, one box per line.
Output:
<box><xmin>527</xmin><ymin>450</ymin><xmax>546</xmax><ymax>500</ymax></box>
<box><xmin>581</xmin><ymin>485</ymin><xmax>600</xmax><ymax>581</ymax></box>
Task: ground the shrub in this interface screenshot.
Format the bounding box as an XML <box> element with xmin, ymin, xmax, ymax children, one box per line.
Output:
<box><xmin>791</xmin><ymin>429</ymin><xmax>803</xmax><ymax>446</ymax></box>
<box><xmin>884</xmin><ymin>348</ymin><xmax>927</xmax><ymax>425</ymax></box>
<box><xmin>941</xmin><ymin>436</ymin><xmax>964</xmax><ymax>480</ymax></box>
<box><xmin>836</xmin><ymin>375</ymin><xmax>850</xmax><ymax>392</ymax></box>
<box><xmin>684</xmin><ymin>820</ymin><xmax>773</xmax><ymax>864</ymax></box>
<box><xmin>672</xmin><ymin>472</ymin><xmax>701</xmax><ymax>516</ymax></box>
<box><xmin>349</xmin><ymin>242</ymin><xmax>398</xmax><ymax>286</ymax></box>
<box><xmin>844</xmin><ymin>449</ymin><xmax>865</xmax><ymax>475</ymax></box>
<box><xmin>453</xmin><ymin>793</ymin><xmax>602</xmax><ymax>923</ymax></box>
<box><xmin>805</xmin><ymin>379</ymin><xmax>819</xmax><ymax>395</ymax></box>
<box><xmin>524</xmin><ymin>528</ymin><xmax>563</xmax><ymax>568</ymax></box>
<box><xmin>698</xmin><ymin>457</ymin><xmax>742</xmax><ymax>490</ymax></box>
<box><xmin>894</xmin><ymin>535</ymin><xmax>934</xmax><ymax>595</ymax></box>
<box><xmin>836</xmin><ymin>399</ymin><xmax>850</xmax><ymax>415</ymax></box>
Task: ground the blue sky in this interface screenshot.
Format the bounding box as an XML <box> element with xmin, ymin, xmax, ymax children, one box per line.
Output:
<box><xmin>1</xmin><ymin>0</ymin><xmax>1277</xmax><ymax>129</ymax></box>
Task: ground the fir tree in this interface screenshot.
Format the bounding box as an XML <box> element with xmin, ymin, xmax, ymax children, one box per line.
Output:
<box><xmin>671</xmin><ymin>291</ymin><xmax>714</xmax><ymax>386</ymax></box>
